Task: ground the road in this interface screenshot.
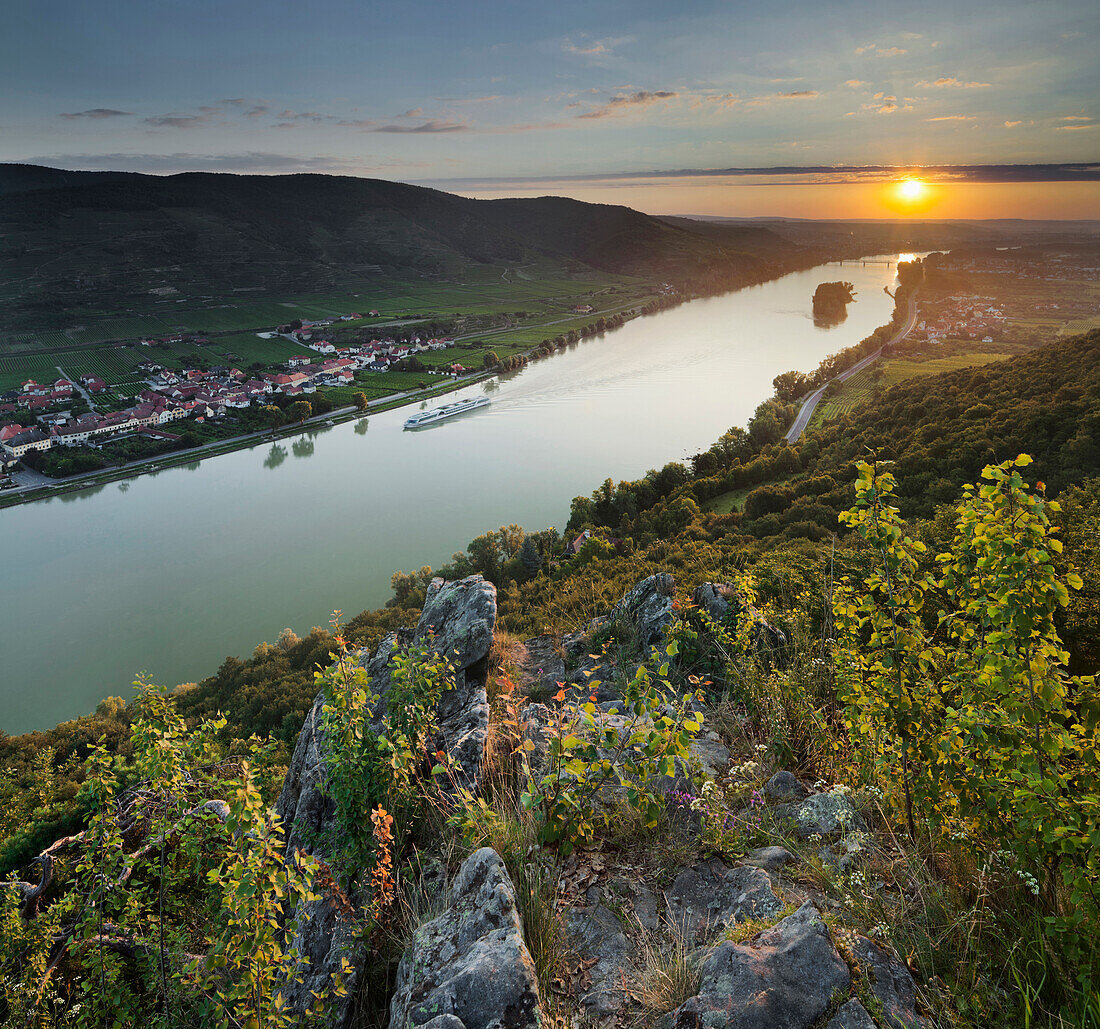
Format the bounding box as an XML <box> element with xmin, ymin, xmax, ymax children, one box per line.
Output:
<box><xmin>784</xmin><ymin>292</ymin><xmax>919</xmax><ymax>443</ymax></box>
<box><xmin>3</xmin><ymin>374</ymin><xmax>482</xmax><ymax>497</ymax></box>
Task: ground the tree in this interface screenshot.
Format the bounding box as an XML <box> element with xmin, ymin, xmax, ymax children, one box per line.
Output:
<box><xmin>773</xmin><ymin>370</ymin><xmax>809</xmax><ymax>404</ymax></box>
<box><xmin>286</xmin><ymin>400</ymin><xmax>312</xmax><ymax>424</ymax></box>
<box><xmin>260</xmin><ymin>405</ymin><xmax>283</xmax><ymax>435</ymax></box>
<box><xmin>483</xmin><ymin>352</ymin><xmax>500</xmax><ymax>369</ymax></box>
<box><xmin>520</xmin><ymin>536</ymin><xmax>541</xmax><ymax>578</ymax></box>
<box><xmin>352</xmin><ymin>391</ymin><xmax>369</xmax><ymax>412</ymax></box>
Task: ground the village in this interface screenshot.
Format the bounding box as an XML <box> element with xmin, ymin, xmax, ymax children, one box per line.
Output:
<box><xmin>910</xmin><ymin>293</ymin><xmax>1007</xmax><ymax>346</ymax></box>
<box><xmin>0</xmin><ymin>329</ymin><xmax>461</xmax><ymax>484</ymax></box>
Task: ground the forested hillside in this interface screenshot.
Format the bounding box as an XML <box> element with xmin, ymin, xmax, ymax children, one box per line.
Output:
<box><xmin>3</xmin><ymin>320</ymin><xmax>1099</xmax><ymax>1028</ymax></box>
<box><xmin>0</xmin><ymin>165</ymin><xmax>798</xmax><ymax>331</ymax></box>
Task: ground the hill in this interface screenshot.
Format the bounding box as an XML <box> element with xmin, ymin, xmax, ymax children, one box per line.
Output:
<box><xmin>0</xmin><ymin>165</ymin><xmax>797</xmax><ymax>333</ymax></box>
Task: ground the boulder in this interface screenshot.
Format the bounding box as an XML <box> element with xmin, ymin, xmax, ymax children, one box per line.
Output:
<box><xmin>765</xmin><ymin>771</ymin><xmax>808</xmax><ymax>804</ymax></box>
<box><xmin>389</xmin><ymin>848</ymin><xmax>541</xmax><ymax>1029</ymax></box>
<box><xmin>743</xmin><ymin>845</ymin><xmax>799</xmax><ymax>873</ymax></box>
<box><xmin>566</xmin><ymin>903</ymin><xmax>636</xmax><ymax>1017</ymax></box>
<box><xmin>849</xmin><ymin>937</ymin><xmax>929</xmax><ymax>1029</ymax></box>
<box><xmin>828</xmin><ymin>999</ymin><xmax>877</xmax><ymax>1029</ymax></box>
<box><xmin>773</xmin><ymin>789</ymin><xmax>865</xmax><ymax>840</ymax></box>
<box><xmin>664</xmin><ymin>859</ymin><xmax>784</xmax><ymax>946</ymax></box>
<box><xmin>612</xmin><ymin>573</ymin><xmax>676</xmax><ymax>647</ymax></box>
<box><xmin>672</xmin><ymin>901</ymin><xmax>850</xmax><ymax>1029</ymax></box>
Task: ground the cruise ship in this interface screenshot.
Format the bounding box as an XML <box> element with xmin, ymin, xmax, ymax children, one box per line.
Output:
<box><xmin>403</xmin><ymin>395</ymin><xmax>490</xmax><ymax>429</ymax></box>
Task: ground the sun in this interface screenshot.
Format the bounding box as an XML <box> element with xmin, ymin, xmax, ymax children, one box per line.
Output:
<box><xmin>897</xmin><ymin>178</ymin><xmax>926</xmax><ymax>203</ymax></box>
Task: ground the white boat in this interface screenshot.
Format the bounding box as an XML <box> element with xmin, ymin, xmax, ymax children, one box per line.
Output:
<box><xmin>404</xmin><ymin>395</ymin><xmax>490</xmax><ymax>429</ymax></box>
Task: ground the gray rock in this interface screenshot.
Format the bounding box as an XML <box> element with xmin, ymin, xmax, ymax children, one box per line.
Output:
<box><xmin>690</xmin><ymin>733</ymin><xmax>731</xmax><ymax>778</ymax></box>
<box><xmin>665</xmin><ymin>859</ymin><xmax>784</xmax><ymax>945</ymax></box>
<box><xmin>612</xmin><ymin>573</ymin><xmax>676</xmax><ymax>647</ymax></box>
<box><xmin>672</xmin><ymin>901</ymin><xmax>850</xmax><ymax>1029</ymax></box>
<box><xmin>389</xmin><ymin>848</ymin><xmax>541</xmax><ymax>1029</ymax></box>
<box><xmin>518</xmin><ymin>634</ymin><xmax>565</xmax><ymax>699</ymax></box>
<box><xmin>820</xmin><ymin>832</ymin><xmax>870</xmax><ymax>872</ymax></box>
<box><xmin>418</xmin><ymin>574</ymin><xmax>497</xmax><ymax>673</ymax></box>
<box><xmin>417</xmin><ymin>1018</ymin><xmax>467</xmax><ymax>1029</ymax></box>
<box><xmin>850</xmin><ymin>937</ymin><xmax>929</xmax><ymax>1029</ymax></box>
<box><xmin>773</xmin><ymin>790</ymin><xmax>865</xmax><ymax>840</ymax></box>
<box><xmin>765</xmin><ymin>771</ymin><xmax>808</xmax><ymax>804</ymax></box>
<box><xmin>566</xmin><ymin>903</ymin><xmax>636</xmax><ymax>1017</ymax></box>
<box><xmin>692</xmin><ymin>582</ymin><xmax>743</xmax><ymax>622</ymax></box>
<box><xmin>828</xmin><ymin>999</ymin><xmax>876</xmax><ymax>1029</ymax></box>
<box><xmin>275</xmin><ymin>576</ymin><xmax>498</xmax><ymax>1025</ymax></box>
<box><xmin>743</xmin><ymin>846</ymin><xmax>799</xmax><ymax>873</ymax></box>
<box><xmin>519</xmin><ymin>702</ymin><xmax>552</xmax><ymax>778</ymax></box>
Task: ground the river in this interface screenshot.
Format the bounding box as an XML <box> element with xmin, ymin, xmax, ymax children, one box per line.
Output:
<box><xmin>0</xmin><ymin>256</ymin><xmax>914</xmax><ymax>733</ymax></box>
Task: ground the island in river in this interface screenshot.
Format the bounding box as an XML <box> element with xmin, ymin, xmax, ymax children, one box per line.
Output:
<box><xmin>812</xmin><ymin>280</ymin><xmax>857</xmax><ymax>326</ymax></box>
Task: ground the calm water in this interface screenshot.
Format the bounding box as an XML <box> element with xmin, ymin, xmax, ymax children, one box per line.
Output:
<box><xmin>0</xmin><ymin>257</ymin><xmax>912</xmax><ymax>733</ymax></box>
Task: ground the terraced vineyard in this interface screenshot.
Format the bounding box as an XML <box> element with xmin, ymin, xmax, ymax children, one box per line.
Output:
<box><xmin>808</xmin><ymin>349</ymin><xmax>1010</xmax><ymax>429</ymax></box>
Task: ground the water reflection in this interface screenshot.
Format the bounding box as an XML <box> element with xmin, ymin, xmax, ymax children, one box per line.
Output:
<box><xmin>354</xmin><ymin>418</ymin><xmax>370</xmax><ymax>436</ymax></box>
<box><xmin>118</xmin><ymin>481</ymin><xmax>130</xmax><ymax>492</ymax></box>
<box><xmin>291</xmin><ymin>437</ymin><xmax>315</xmax><ymax>459</ymax></box>
<box><xmin>264</xmin><ymin>444</ymin><xmax>288</xmax><ymax>469</ymax></box>
<box><xmin>60</xmin><ymin>484</ymin><xmax>106</xmax><ymax>503</ymax></box>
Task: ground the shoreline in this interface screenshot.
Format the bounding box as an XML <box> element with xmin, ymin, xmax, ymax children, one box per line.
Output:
<box><xmin>0</xmin><ymin>257</ymin><xmax>843</xmax><ymax>510</ymax></box>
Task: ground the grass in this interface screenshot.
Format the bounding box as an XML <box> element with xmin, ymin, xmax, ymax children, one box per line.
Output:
<box><xmin>810</xmin><ymin>348</ymin><xmax>1009</xmax><ymax>429</ymax></box>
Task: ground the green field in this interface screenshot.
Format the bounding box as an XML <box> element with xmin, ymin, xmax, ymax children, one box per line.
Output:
<box><xmin>0</xmin><ymin>353</ymin><xmax>64</xmax><ymax>392</ymax></box>
<box><xmin>810</xmin><ymin>348</ymin><xmax>1010</xmax><ymax>429</ymax></box>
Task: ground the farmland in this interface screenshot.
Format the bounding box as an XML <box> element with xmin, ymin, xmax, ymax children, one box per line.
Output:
<box><xmin>808</xmin><ymin>348</ymin><xmax>1010</xmax><ymax>429</ymax></box>
<box><xmin>0</xmin><ymin>268</ymin><xmax>652</xmax><ymax>393</ymax></box>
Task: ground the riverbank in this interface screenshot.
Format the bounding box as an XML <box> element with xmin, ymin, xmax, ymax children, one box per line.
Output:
<box><xmin>0</xmin><ymin>371</ymin><xmax>496</xmax><ymax>510</ymax></box>
<box><xmin>0</xmin><ymin>254</ymin><xmax>909</xmax><ymax>734</ymax></box>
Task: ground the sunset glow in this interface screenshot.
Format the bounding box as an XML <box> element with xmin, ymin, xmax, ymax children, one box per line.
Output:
<box><xmin>898</xmin><ymin>179</ymin><xmax>927</xmax><ymax>203</ymax></box>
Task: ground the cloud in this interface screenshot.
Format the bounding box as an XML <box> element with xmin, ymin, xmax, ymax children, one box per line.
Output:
<box><xmin>1055</xmin><ymin>123</ymin><xmax>1097</xmax><ymax>131</ymax></box>
<box><xmin>433</xmin><ymin>95</ymin><xmax>502</xmax><ymax>104</ymax></box>
<box><xmin>1004</xmin><ymin>120</ymin><xmax>1023</xmax><ymax>128</ymax></box>
<box><xmin>576</xmin><ymin>89</ymin><xmax>678</xmax><ymax>119</ymax></box>
<box><xmin>427</xmin><ymin>164</ymin><xmax>1100</xmax><ymax>192</ymax></box>
<box><xmin>1060</xmin><ymin>115</ymin><xmax>1093</xmax><ymax>121</ymax></box>
<box><xmin>563</xmin><ymin>40</ymin><xmax>610</xmax><ymax>56</ymax></box>
<box><xmin>916</xmin><ymin>77</ymin><xmax>991</xmax><ymax>88</ymax></box>
<box><xmin>776</xmin><ymin>90</ymin><xmax>820</xmax><ymax>99</ymax></box>
<box><xmin>926</xmin><ymin>114</ymin><xmax>974</xmax><ymax>121</ymax></box>
<box><xmin>561</xmin><ymin>36</ymin><xmax>630</xmax><ymax>59</ymax></box>
<box><xmin>370</xmin><ymin>119</ymin><xmax>470</xmax><ymax>133</ymax></box>
<box><xmin>143</xmin><ymin>112</ymin><xmax>217</xmax><ymax>129</ymax></box>
<box><xmin>402</xmin><ymin>107</ymin><xmax>424</xmax><ymax>118</ymax></box>
<box><xmin>843</xmin><ymin>79</ymin><xmax>869</xmax><ymax>88</ymax></box>
<box><xmin>855</xmin><ymin>44</ymin><xmax>907</xmax><ymax>56</ymax></box>
<box><xmin>244</xmin><ymin>105</ymin><xmax>269</xmax><ymax>118</ymax></box>
<box><xmin>21</xmin><ymin>153</ymin><xmax>454</xmax><ymax>178</ymax></box>
<box><xmin>60</xmin><ymin>108</ymin><xmax>132</xmax><ymax>120</ymax></box>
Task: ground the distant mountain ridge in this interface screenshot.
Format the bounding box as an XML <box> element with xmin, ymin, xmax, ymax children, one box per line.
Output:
<box><xmin>0</xmin><ymin>164</ymin><xmax>796</xmax><ymax>330</ymax></box>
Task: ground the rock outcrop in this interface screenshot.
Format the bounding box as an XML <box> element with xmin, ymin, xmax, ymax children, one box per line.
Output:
<box><xmin>664</xmin><ymin>859</ymin><xmax>784</xmax><ymax>945</ymax></box>
<box><xmin>829</xmin><ymin>999</ymin><xmax>877</xmax><ymax>1029</ymax></box>
<box><xmin>672</xmin><ymin>901</ymin><xmax>850</xmax><ymax>1029</ymax></box>
<box><xmin>772</xmin><ymin>788</ymin><xmax>865</xmax><ymax>840</ymax></box>
<box><xmin>389</xmin><ymin>848</ymin><xmax>542</xmax><ymax>1029</ymax></box>
<box><xmin>849</xmin><ymin>936</ymin><xmax>929</xmax><ymax>1029</ymax></box>
<box><xmin>275</xmin><ymin>575</ymin><xmax>498</xmax><ymax>1027</ymax></box>
<box><xmin>612</xmin><ymin>572</ymin><xmax>676</xmax><ymax>646</ymax></box>
<box><xmin>566</xmin><ymin>902</ymin><xmax>637</xmax><ymax>1017</ymax></box>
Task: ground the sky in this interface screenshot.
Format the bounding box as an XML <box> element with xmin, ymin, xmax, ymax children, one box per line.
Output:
<box><xmin>4</xmin><ymin>0</ymin><xmax>1098</xmax><ymax>218</ymax></box>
